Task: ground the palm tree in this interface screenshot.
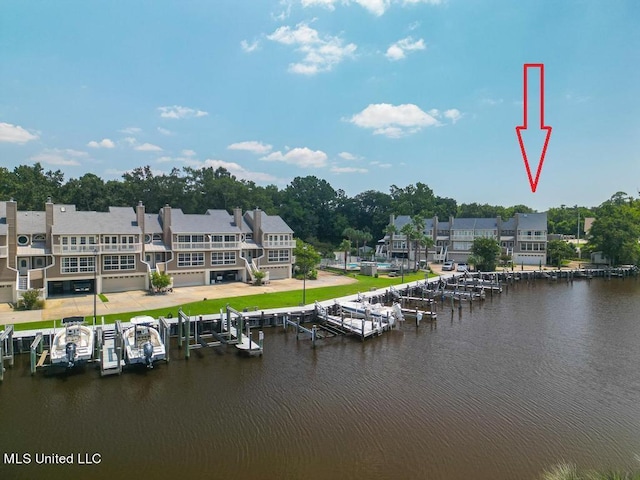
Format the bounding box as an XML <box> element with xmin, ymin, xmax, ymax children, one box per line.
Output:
<box><xmin>361</xmin><ymin>231</ymin><xmax>373</xmax><ymax>260</ymax></box>
<box><xmin>400</xmin><ymin>223</ymin><xmax>414</xmax><ymax>272</ymax></box>
<box><xmin>384</xmin><ymin>223</ymin><xmax>397</xmax><ymax>258</ymax></box>
<box><xmin>342</xmin><ymin>227</ymin><xmax>357</xmax><ymax>262</ymax></box>
<box><xmin>417</xmin><ymin>234</ymin><xmax>435</xmax><ymax>270</ymax></box>
<box><xmin>411</xmin><ymin>215</ymin><xmax>426</xmax><ymax>270</ymax></box>
<box><xmin>338</xmin><ymin>239</ymin><xmax>351</xmax><ymax>273</ymax></box>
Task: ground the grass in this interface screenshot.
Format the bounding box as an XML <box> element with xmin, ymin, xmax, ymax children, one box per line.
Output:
<box><xmin>98</xmin><ymin>293</ymin><xmax>109</xmax><ymax>303</ymax></box>
<box><xmin>542</xmin><ymin>464</ymin><xmax>640</xmax><ymax>480</ymax></box>
<box><xmin>13</xmin><ymin>271</ymin><xmax>433</xmax><ymax>332</ymax></box>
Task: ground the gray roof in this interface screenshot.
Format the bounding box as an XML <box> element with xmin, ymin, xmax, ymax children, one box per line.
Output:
<box><xmin>516</xmin><ymin>212</ymin><xmax>547</xmax><ymax>231</ymax></box>
<box><xmin>393</xmin><ymin>215</ymin><xmax>412</xmax><ymax>231</ymax></box>
<box><xmin>51</xmin><ymin>205</ymin><xmax>139</xmax><ymax>235</ymax></box>
<box><xmin>438</xmin><ymin>221</ymin><xmax>450</xmax><ymax>230</ymax></box>
<box><xmin>474</xmin><ymin>218</ymin><xmax>498</xmax><ymax>229</ymax></box>
<box><xmin>451</xmin><ymin>218</ymin><xmax>476</xmax><ymax>229</ymax></box>
<box><xmin>170</xmin><ymin>209</ymin><xmax>243</xmax><ymax>234</ymax></box>
<box><xmin>17</xmin><ymin>211</ymin><xmax>46</xmax><ymax>234</ymax></box>
<box><xmin>246</xmin><ymin>211</ymin><xmax>293</xmax><ymax>234</ymax></box>
<box><xmin>501</xmin><ymin>218</ymin><xmax>517</xmax><ymax>230</ymax></box>
<box><xmin>144</xmin><ymin>214</ymin><xmax>163</xmax><ymax>234</ymax></box>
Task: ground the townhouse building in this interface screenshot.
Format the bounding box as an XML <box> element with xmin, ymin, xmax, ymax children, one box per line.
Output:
<box><xmin>377</xmin><ymin>212</ymin><xmax>548</xmax><ymax>267</ymax></box>
<box><xmin>0</xmin><ymin>199</ymin><xmax>294</xmax><ymax>303</ymax></box>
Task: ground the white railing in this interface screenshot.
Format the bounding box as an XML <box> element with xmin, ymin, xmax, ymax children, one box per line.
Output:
<box><xmin>53</xmin><ymin>244</ymin><xmax>142</xmax><ymax>254</ymax></box>
<box><xmin>0</xmin><ymin>245</ymin><xmax>7</xmax><ymax>257</ymax></box>
<box><xmin>174</xmin><ymin>242</ymin><xmax>239</xmax><ymax>250</ymax></box>
<box><xmin>517</xmin><ymin>235</ymin><xmax>547</xmax><ymax>242</ymax></box>
<box><xmin>262</xmin><ymin>240</ymin><xmax>296</xmax><ymax>248</ymax></box>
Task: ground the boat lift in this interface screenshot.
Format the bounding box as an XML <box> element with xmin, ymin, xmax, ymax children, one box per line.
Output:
<box><xmin>0</xmin><ymin>324</ymin><xmax>14</xmax><ymax>382</ymax></box>
<box><xmin>29</xmin><ymin>332</ymin><xmax>48</xmax><ymax>375</ymax></box>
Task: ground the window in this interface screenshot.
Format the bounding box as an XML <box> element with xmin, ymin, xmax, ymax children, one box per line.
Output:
<box><xmin>268</xmin><ymin>250</ymin><xmax>289</xmax><ymax>263</ymax></box>
<box><xmin>17</xmin><ymin>235</ymin><xmax>30</xmax><ymax>246</ymax></box>
<box><xmin>103</xmin><ymin>255</ymin><xmax>135</xmax><ymax>271</ymax></box>
<box><xmin>178</xmin><ymin>234</ymin><xmax>204</xmax><ymax>243</ymax></box>
<box><xmin>178</xmin><ymin>252</ymin><xmax>204</xmax><ymax>267</ymax></box>
<box><xmin>212</xmin><ymin>252</ymin><xmax>236</xmax><ymax>265</ymax></box>
<box><xmin>62</xmin><ymin>256</ymin><xmax>95</xmax><ymax>274</ymax></box>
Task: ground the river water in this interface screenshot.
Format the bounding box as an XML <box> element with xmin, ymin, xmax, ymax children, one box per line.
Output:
<box><xmin>1</xmin><ymin>278</ymin><xmax>640</xmax><ymax>480</ymax></box>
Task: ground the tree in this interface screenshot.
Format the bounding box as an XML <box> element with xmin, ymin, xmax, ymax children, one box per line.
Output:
<box><xmin>411</xmin><ymin>215</ymin><xmax>426</xmax><ymax>270</ymax></box>
<box><xmin>416</xmin><ymin>234</ymin><xmax>434</xmax><ymax>270</ymax></box>
<box><xmin>400</xmin><ymin>222</ymin><xmax>414</xmax><ymax>270</ymax></box>
<box><xmin>19</xmin><ymin>289</ymin><xmax>43</xmax><ymax>310</ymax></box>
<box><xmin>589</xmin><ymin>193</ymin><xmax>640</xmax><ymax>265</ymax></box>
<box><xmin>294</xmin><ymin>240</ymin><xmax>321</xmax><ymax>279</ymax></box>
<box><xmin>471</xmin><ymin>237</ymin><xmax>501</xmax><ymax>271</ymax></box>
<box><xmin>150</xmin><ymin>271</ymin><xmax>172</xmax><ymax>291</ymax></box>
<box><xmin>546</xmin><ymin>240</ymin><xmax>577</xmax><ymax>267</ymax></box>
<box><xmin>338</xmin><ymin>239</ymin><xmax>351</xmax><ymax>272</ymax></box>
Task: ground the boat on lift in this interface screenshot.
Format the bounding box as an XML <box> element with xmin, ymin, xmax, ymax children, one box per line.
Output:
<box><xmin>335</xmin><ymin>299</ymin><xmax>404</xmax><ymax>326</ymax></box>
<box><xmin>50</xmin><ymin>316</ymin><xmax>95</xmax><ymax>368</ymax></box>
<box><xmin>121</xmin><ymin>316</ymin><xmax>165</xmax><ymax>368</ymax></box>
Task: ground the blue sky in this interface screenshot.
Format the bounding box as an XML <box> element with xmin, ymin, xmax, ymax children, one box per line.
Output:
<box><xmin>1</xmin><ymin>0</ymin><xmax>639</xmax><ymax>211</ymax></box>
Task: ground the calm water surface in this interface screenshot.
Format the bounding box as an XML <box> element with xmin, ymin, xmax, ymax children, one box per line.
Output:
<box><xmin>1</xmin><ymin>278</ymin><xmax>640</xmax><ymax>479</ymax></box>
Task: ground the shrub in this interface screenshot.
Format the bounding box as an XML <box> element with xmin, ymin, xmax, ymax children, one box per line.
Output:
<box><xmin>19</xmin><ymin>289</ymin><xmax>42</xmax><ymax>310</ymax></box>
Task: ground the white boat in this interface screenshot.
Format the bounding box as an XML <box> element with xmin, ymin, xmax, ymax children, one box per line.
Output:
<box><xmin>335</xmin><ymin>299</ymin><xmax>404</xmax><ymax>325</ymax></box>
<box><xmin>122</xmin><ymin>316</ymin><xmax>166</xmax><ymax>368</ymax></box>
<box><xmin>50</xmin><ymin>317</ymin><xmax>95</xmax><ymax>368</ymax></box>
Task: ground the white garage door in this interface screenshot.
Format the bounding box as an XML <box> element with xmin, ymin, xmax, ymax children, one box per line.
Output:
<box><xmin>171</xmin><ymin>271</ymin><xmax>204</xmax><ymax>287</ymax></box>
<box><xmin>102</xmin><ymin>275</ymin><xmax>146</xmax><ymax>293</ymax></box>
<box><xmin>266</xmin><ymin>266</ymin><xmax>290</xmax><ymax>280</ymax></box>
<box><xmin>0</xmin><ymin>284</ymin><xmax>14</xmax><ymax>303</ymax></box>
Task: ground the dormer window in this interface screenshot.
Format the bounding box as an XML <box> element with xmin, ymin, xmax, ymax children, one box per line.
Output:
<box><xmin>17</xmin><ymin>235</ymin><xmax>30</xmax><ymax>246</ymax></box>
<box><xmin>144</xmin><ymin>234</ymin><xmax>152</xmax><ymax>244</ymax></box>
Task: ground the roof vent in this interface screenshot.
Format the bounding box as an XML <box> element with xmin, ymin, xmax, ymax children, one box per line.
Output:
<box><xmin>60</xmin><ymin>207</ymin><xmax>66</xmax><ymax>212</ymax></box>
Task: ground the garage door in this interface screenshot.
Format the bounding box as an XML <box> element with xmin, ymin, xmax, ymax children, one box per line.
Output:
<box><xmin>0</xmin><ymin>284</ymin><xmax>14</xmax><ymax>303</ymax></box>
<box><xmin>102</xmin><ymin>275</ymin><xmax>146</xmax><ymax>293</ymax></box>
<box><xmin>171</xmin><ymin>271</ymin><xmax>204</xmax><ymax>287</ymax></box>
<box><xmin>266</xmin><ymin>266</ymin><xmax>290</xmax><ymax>280</ymax></box>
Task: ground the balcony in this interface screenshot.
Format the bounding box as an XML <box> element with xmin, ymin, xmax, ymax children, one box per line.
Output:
<box><xmin>262</xmin><ymin>240</ymin><xmax>296</xmax><ymax>248</ymax></box>
<box><xmin>0</xmin><ymin>245</ymin><xmax>7</xmax><ymax>257</ymax></box>
<box><xmin>517</xmin><ymin>235</ymin><xmax>547</xmax><ymax>242</ymax></box>
<box><xmin>173</xmin><ymin>241</ymin><xmax>239</xmax><ymax>251</ymax></box>
<box><xmin>53</xmin><ymin>243</ymin><xmax>142</xmax><ymax>254</ymax></box>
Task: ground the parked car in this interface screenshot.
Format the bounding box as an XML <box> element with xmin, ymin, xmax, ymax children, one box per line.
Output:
<box><xmin>456</xmin><ymin>263</ymin><xmax>468</xmax><ymax>272</ymax></box>
<box><xmin>442</xmin><ymin>261</ymin><xmax>455</xmax><ymax>271</ymax></box>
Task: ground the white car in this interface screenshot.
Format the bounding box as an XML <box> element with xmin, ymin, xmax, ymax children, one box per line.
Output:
<box><xmin>456</xmin><ymin>263</ymin><xmax>468</xmax><ymax>272</ymax></box>
<box><xmin>442</xmin><ymin>261</ymin><xmax>455</xmax><ymax>271</ymax></box>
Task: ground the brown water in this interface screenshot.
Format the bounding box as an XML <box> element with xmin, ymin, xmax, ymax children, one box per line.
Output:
<box><xmin>2</xmin><ymin>278</ymin><xmax>640</xmax><ymax>480</ymax></box>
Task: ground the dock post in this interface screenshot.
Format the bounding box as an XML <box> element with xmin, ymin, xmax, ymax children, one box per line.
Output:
<box><xmin>296</xmin><ymin>316</ymin><xmax>300</xmax><ymax>340</ymax></box>
<box><xmin>311</xmin><ymin>325</ymin><xmax>316</xmax><ymax>348</ymax></box>
<box><xmin>259</xmin><ymin>330</ymin><xmax>264</xmax><ymax>352</ymax></box>
<box><xmin>0</xmin><ymin>342</ymin><xmax>3</xmax><ymax>382</ymax></box>
<box><xmin>177</xmin><ymin>308</ymin><xmax>183</xmax><ymax>349</ymax></box>
<box><xmin>185</xmin><ymin>314</ymin><xmax>190</xmax><ymax>359</ymax></box>
<box><xmin>361</xmin><ymin>317</ymin><xmax>365</xmax><ymax>340</ymax></box>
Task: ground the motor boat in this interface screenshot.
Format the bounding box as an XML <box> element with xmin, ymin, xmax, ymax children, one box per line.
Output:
<box><xmin>335</xmin><ymin>299</ymin><xmax>404</xmax><ymax>326</ymax></box>
<box><xmin>122</xmin><ymin>316</ymin><xmax>166</xmax><ymax>368</ymax></box>
<box><xmin>50</xmin><ymin>316</ymin><xmax>95</xmax><ymax>368</ymax></box>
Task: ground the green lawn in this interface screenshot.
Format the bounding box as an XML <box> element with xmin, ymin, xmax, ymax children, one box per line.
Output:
<box><xmin>14</xmin><ymin>272</ymin><xmax>433</xmax><ymax>332</ymax></box>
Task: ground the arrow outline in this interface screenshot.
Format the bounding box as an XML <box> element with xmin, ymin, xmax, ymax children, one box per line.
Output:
<box><xmin>515</xmin><ymin>63</ymin><xmax>552</xmax><ymax>193</ymax></box>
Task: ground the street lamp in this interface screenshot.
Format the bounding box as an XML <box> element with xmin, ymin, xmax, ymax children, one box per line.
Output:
<box><xmin>302</xmin><ymin>245</ymin><xmax>307</xmax><ymax>305</ymax></box>
<box><xmin>93</xmin><ymin>248</ymin><xmax>98</xmax><ymax>325</ymax></box>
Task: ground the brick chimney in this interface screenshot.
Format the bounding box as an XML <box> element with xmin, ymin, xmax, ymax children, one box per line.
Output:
<box><xmin>161</xmin><ymin>205</ymin><xmax>171</xmax><ymax>247</ymax></box>
<box><xmin>45</xmin><ymin>196</ymin><xmax>53</xmax><ymax>251</ymax></box>
<box><xmin>136</xmin><ymin>201</ymin><xmax>145</xmax><ymax>253</ymax></box>
<box><xmin>6</xmin><ymin>199</ymin><xmax>17</xmax><ymax>269</ymax></box>
<box><xmin>233</xmin><ymin>207</ymin><xmax>242</xmax><ymax>228</ymax></box>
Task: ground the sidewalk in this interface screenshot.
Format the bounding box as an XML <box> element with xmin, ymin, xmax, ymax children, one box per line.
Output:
<box><xmin>0</xmin><ymin>271</ymin><xmax>357</xmax><ymax>326</ymax></box>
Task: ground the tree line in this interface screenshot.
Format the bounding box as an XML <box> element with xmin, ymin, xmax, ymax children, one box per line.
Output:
<box><xmin>1</xmin><ymin>163</ymin><xmax>636</xmax><ymax>264</ymax></box>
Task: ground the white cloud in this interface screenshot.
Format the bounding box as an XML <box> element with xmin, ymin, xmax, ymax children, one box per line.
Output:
<box><xmin>338</xmin><ymin>151</ymin><xmax>359</xmax><ymax>161</ymax></box>
<box><xmin>261</xmin><ymin>147</ymin><xmax>328</xmax><ymax>168</ymax></box>
<box><xmin>331</xmin><ymin>166</ymin><xmax>368</xmax><ymax>174</ymax></box>
<box><xmin>122</xmin><ymin>137</ymin><xmax>137</xmax><ymax>146</ymax></box>
<box><xmin>0</xmin><ymin>122</ymin><xmax>39</xmax><ymax>144</ymax></box>
<box><xmin>158</xmin><ymin>105</ymin><xmax>209</xmax><ymax>119</ymax></box>
<box><xmin>370</xmin><ymin>160</ymin><xmax>392</xmax><ymax>168</ymax></box>
<box><xmin>240</xmin><ymin>39</ymin><xmax>260</xmax><ymax>53</ymax></box>
<box><xmin>227</xmin><ymin>141</ymin><xmax>273</xmax><ymax>155</ymax></box>
<box><xmin>157</xmin><ymin>127</ymin><xmax>173</xmax><ymax>136</ymax></box>
<box><xmin>385</xmin><ymin>36</ymin><xmax>426</xmax><ymax>60</ymax></box>
<box><xmin>87</xmin><ymin>138</ymin><xmax>115</xmax><ymax>149</ymax></box>
<box><xmin>480</xmin><ymin>97</ymin><xmax>503</xmax><ymax>106</ymax></box>
<box><xmin>134</xmin><ymin>143</ymin><xmax>163</xmax><ymax>152</ymax></box>
<box><xmin>30</xmin><ymin>148</ymin><xmax>88</xmax><ymax>166</ymax></box>
<box><xmin>299</xmin><ymin>0</ymin><xmax>441</xmax><ymax>15</ymax></box>
<box><xmin>181</xmin><ymin>149</ymin><xmax>196</xmax><ymax>157</ymax></box>
<box><xmin>444</xmin><ymin>108</ymin><xmax>462</xmax><ymax>123</ymax></box>
<box><xmin>189</xmin><ymin>158</ymin><xmax>282</xmax><ymax>184</ymax></box>
<box><xmin>119</xmin><ymin>126</ymin><xmax>141</xmax><ymax>134</ymax></box>
<box><xmin>156</xmin><ymin>156</ymin><xmax>174</xmax><ymax>163</ymax></box>
<box><xmin>267</xmin><ymin>22</ymin><xmax>357</xmax><ymax>75</ymax></box>
<box><xmin>349</xmin><ymin>103</ymin><xmax>441</xmax><ymax>137</ymax></box>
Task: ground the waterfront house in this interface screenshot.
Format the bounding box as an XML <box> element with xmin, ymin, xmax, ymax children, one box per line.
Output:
<box><xmin>377</xmin><ymin>212</ymin><xmax>548</xmax><ymax>267</ymax></box>
<box><xmin>0</xmin><ymin>199</ymin><xmax>294</xmax><ymax>303</ymax></box>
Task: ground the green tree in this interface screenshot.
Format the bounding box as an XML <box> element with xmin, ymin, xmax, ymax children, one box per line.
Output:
<box><xmin>294</xmin><ymin>240</ymin><xmax>321</xmax><ymax>279</ymax></box>
<box><xmin>150</xmin><ymin>271</ymin><xmax>172</xmax><ymax>291</ymax></box>
<box><xmin>471</xmin><ymin>237</ymin><xmax>501</xmax><ymax>271</ymax></box>
<box><xmin>589</xmin><ymin>193</ymin><xmax>640</xmax><ymax>265</ymax></box>
<box><xmin>400</xmin><ymin>222</ymin><xmax>415</xmax><ymax>271</ymax></box>
<box><xmin>19</xmin><ymin>289</ymin><xmax>42</xmax><ymax>310</ymax></box>
<box><xmin>338</xmin><ymin>239</ymin><xmax>351</xmax><ymax>272</ymax></box>
<box><xmin>546</xmin><ymin>240</ymin><xmax>577</xmax><ymax>267</ymax></box>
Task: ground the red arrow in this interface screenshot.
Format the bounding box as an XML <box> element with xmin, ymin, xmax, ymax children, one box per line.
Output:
<box><xmin>515</xmin><ymin>63</ymin><xmax>552</xmax><ymax>193</ymax></box>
